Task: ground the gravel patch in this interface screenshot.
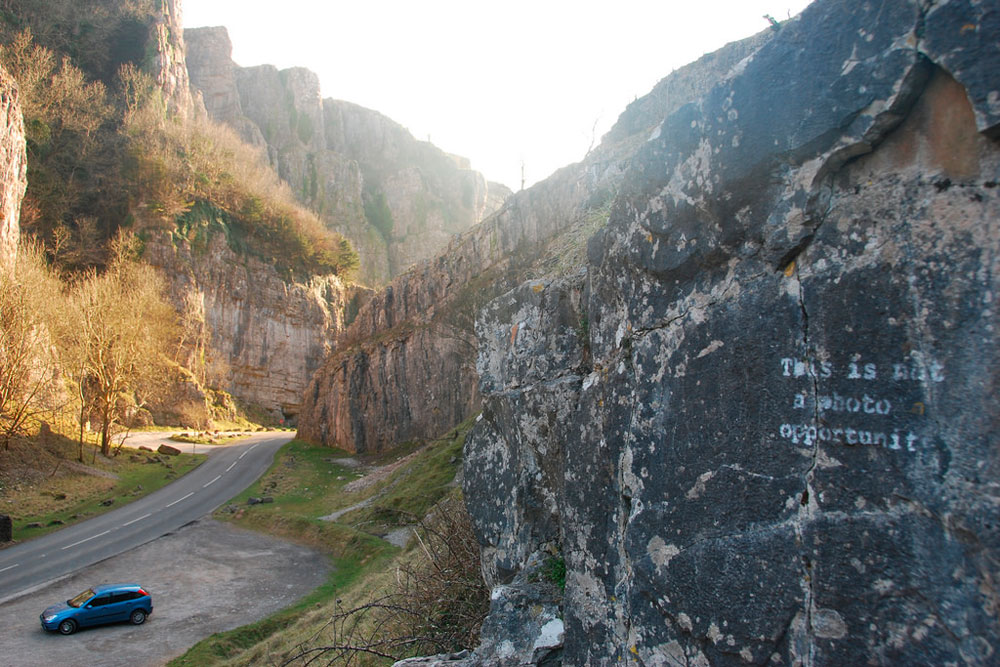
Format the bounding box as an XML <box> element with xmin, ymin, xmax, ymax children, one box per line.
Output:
<box><xmin>383</xmin><ymin>527</ymin><xmax>413</xmax><ymax>548</ymax></box>
<box><xmin>0</xmin><ymin>518</ymin><xmax>330</xmax><ymax>667</ymax></box>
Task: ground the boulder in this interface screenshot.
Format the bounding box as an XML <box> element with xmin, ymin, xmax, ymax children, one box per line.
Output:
<box><xmin>157</xmin><ymin>444</ymin><xmax>182</xmax><ymax>456</ymax></box>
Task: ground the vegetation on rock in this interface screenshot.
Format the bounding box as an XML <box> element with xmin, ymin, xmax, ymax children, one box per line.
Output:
<box><xmin>0</xmin><ymin>22</ymin><xmax>359</xmax><ymax>280</ymax></box>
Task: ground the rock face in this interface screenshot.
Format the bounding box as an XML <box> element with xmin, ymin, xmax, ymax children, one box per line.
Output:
<box><xmin>143</xmin><ymin>232</ymin><xmax>359</xmax><ymax>420</ymax></box>
<box><xmin>461</xmin><ymin>0</ymin><xmax>1000</xmax><ymax>664</ymax></box>
<box><xmin>150</xmin><ymin>0</ymin><xmax>194</xmax><ymax>118</ymax></box>
<box><xmin>0</xmin><ymin>63</ymin><xmax>26</xmax><ymax>264</ymax></box>
<box><xmin>184</xmin><ymin>26</ymin><xmax>509</xmax><ymax>286</ymax></box>
<box><xmin>297</xmin><ymin>22</ymin><xmax>776</xmax><ymax>455</ymax></box>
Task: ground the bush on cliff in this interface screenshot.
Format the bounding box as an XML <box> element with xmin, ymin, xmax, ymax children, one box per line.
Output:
<box><xmin>0</xmin><ymin>25</ymin><xmax>359</xmax><ymax>281</ymax></box>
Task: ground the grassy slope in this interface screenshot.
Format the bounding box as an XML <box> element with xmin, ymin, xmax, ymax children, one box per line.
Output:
<box><xmin>170</xmin><ymin>419</ymin><xmax>475</xmax><ymax>666</ymax></box>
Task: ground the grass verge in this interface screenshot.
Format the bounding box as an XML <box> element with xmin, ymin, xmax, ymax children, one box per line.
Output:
<box><xmin>1</xmin><ymin>433</ymin><xmax>204</xmax><ymax>543</ymax></box>
<box><xmin>169</xmin><ymin>417</ymin><xmax>480</xmax><ymax>666</ymax></box>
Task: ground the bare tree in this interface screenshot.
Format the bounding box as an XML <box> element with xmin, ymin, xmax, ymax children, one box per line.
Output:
<box><xmin>0</xmin><ymin>243</ymin><xmax>63</xmax><ymax>449</ymax></box>
<box><xmin>58</xmin><ymin>233</ymin><xmax>178</xmax><ymax>457</ymax></box>
<box><xmin>281</xmin><ymin>495</ymin><xmax>488</xmax><ymax>665</ymax></box>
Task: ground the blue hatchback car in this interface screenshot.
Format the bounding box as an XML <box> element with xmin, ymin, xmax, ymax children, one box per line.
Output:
<box><xmin>40</xmin><ymin>583</ymin><xmax>153</xmax><ymax>635</ymax></box>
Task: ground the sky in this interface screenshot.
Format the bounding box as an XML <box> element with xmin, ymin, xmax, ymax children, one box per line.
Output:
<box><xmin>183</xmin><ymin>0</ymin><xmax>814</xmax><ymax>190</ymax></box>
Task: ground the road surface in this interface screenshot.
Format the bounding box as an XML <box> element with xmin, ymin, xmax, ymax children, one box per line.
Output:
<box><xmin>0</xmin><ymin>432</ymin><xmax>291</xmax><ymax>602</ymax></box>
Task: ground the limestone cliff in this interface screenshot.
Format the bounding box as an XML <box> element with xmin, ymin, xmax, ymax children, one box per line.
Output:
<box><xmin>0</xmin><ymin>63</ymin><xmax>26</xmax><ymax>263</ymax></box>
<box><xmin>296</xmin><ymin>26</ymin><xmax>770</xmax><ymax>455</ymax></box>
<box><xmin>143</xmin><ymin>231</ymin><xmax>361</xmax><ymax>421</ymax></box>
<box><xmin>151</xmin><ymin>0</ymin><xmax>194</xmax><ymax>118</ymax></box>
<box><xmin>455</xmin><ymin>0</ymin><xmax>1000</xmax><ymax>664</ymax></box>
<box><xmin>184</xmin><ymin>26</ymin><xmax>509</xmax><ymax>286</ymax></box>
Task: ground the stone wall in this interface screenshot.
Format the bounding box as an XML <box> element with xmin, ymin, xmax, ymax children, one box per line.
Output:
<box><xmin>0</xmin><ymin>63</ymin><xmax>26</xmax><ymax>264</ymax></box>
<box><xmin>460</xmin><ymin>0</ymin><xmax>1000</xmax><ymax>663</ymax></box>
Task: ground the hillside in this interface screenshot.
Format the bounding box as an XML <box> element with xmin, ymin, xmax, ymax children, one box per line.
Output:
<box><xmin>0</xmin><ymin>0</ymin><xmax>503</xmax><ymax>423</ymax></box>
<box><xmin>185</xmin><ymin>25</ymin><xmax>510</xmax><ymax>287</ymax></box>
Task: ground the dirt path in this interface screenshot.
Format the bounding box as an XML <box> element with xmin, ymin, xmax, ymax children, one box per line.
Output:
<box><xmin>0</xmin><ymin>518</ymin><xmax>329</xmax><ymax>667</ymax></box>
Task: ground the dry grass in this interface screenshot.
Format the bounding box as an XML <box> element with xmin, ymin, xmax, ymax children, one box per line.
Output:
<box><xmin>0</xmin><ymin>424</ymin><xmax>204</xmax><ymax>542</ymax></box>
<box><xmin>281</xmin><ymin>494</ymin><xmax>488</xmax><ymax>666</ymax></box>
<box><xmin>212</xmin><ymin>494</ymin><xmax>487</xmax><ymax>667</ymax></box>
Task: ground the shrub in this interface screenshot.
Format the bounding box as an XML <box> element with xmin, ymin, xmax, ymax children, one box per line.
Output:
<box><xmin>124</xmin><ymin>83</ymin><xmax>359</xmax><ymax>280</ymax></box>
<box><xmin>283</xmin><ymin>494</ymin><xmax>489</xmax><ymax>664</ymax></box>
<box><xmin>0</xmin><ymin>242</ymin><xmax>63</xmax><ymax>448</ymax></box>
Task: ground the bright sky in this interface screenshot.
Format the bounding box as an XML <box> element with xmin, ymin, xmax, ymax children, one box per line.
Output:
<box><xmin>183</xmin><ymin>0</ymin><xmax>813</xmax><ymax>190</ymax></box>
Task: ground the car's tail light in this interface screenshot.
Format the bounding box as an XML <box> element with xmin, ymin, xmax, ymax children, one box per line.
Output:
<box><xmin>138</xmin><ymin>588</ymin><xmax>149</xmax><ymax>597</ymax></box>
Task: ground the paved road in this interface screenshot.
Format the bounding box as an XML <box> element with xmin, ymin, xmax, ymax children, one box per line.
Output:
<box><xmin>0</xmin><ymin>433</ymin><xmax>291</xmax><ymax>602</ymax></box>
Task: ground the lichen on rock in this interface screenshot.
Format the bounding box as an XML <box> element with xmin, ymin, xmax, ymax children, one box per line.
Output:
<box><xmin>459</xmin><ymin>0</ymin><xmax>1000</xmax><ymax>663</ymax></box>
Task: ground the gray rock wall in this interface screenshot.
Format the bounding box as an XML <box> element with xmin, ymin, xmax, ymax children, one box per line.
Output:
<box><xmin>151</xmin><ymin>0</ymin><xmax>194</xmax><ymax>118</ymax></box>
<box><xmin>463</xmin><ymin>0</ymin><xmax>1000</xmax><ymax>663</ymax></box>
<box><xmin>296</xmin><ymin>21</ymin><xmax>777</xmax><ymax>456</ymax></box>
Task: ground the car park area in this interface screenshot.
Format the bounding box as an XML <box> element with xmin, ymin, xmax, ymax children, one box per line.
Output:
<box><xmin>1</xmin><ymin>518</ymin><xmax>329</xmax><ymax>666</ymax></box>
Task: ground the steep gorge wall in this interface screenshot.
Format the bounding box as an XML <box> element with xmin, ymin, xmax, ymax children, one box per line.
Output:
<box><xmin>0</xmin><ymin>63</ymin><xmax>25</xmax><ymax>263</ymax></box>
<box><xmin>143</xmin><ymin>231</ymin><xmax>359</xmax><ymax>420</ymax></box>
<box><xmin>151</xmin><ymin>0</ymin><xmax>194</xmax><ymax>118</ymax></box>
<box><xmin>184</xmin><ymin>26</ymin><xmax>508</xmax><ymax>286</ymax></box>
<box><xmin>296</xmin><ymin>30</ymin><xmax>773</xmax><ymax>454</ymax></box>
<box><xmin>459</xmin><ymin>0</ymin><xmax>1000</xmax><ymax>664</ymax></box>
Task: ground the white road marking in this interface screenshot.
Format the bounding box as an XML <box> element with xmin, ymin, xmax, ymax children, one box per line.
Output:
<box><xmin>122</xmin><ymin>513</ymin><xmax>152</xmax><ymax>527</ymax></box>
<box><xmin>0</xmin><ymin>564</ymin><xmax>19</xmax><ymax>573</ymax></box>
<box><xmin>238</xmin><ymin>451</ymin><xmax>248</xmax><ymax>460</ymax></box>
<box><xmin>248</xmin><ymin>444</ymin><xmax>258</xmax><ymax>452</ymax></box>
<box><xmin>61</xmin><ymin>530</ymin><xmax>111</xmax><ymax>550</ymax></box>
<box><xmin>226</xmin><ymin>461</ymin><xmax>237</xmax><ymax>472</ymax></box>
<box><xmin>204</xmin><ymin>475</ymin><xmax>222</xmax><ymax>488</ymax></box>
<box><xmin>165</xmin><ymin>492</ymin><xmax>194</xmax><ymax>508</ymax></box>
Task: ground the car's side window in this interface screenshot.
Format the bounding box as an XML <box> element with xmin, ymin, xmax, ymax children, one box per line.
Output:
<box><xmin>90</xmin><ymin>595</ymin><xmax>111</xmax><ymax>607</ymax></box>
<box><xmin>111</xmin><ymin>592</ymin><xmax>129</xmax><ymax>603</ymax></box>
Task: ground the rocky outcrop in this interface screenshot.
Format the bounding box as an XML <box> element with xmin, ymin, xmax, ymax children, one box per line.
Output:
<box><xmin>461</xmin><ymin>0</ymin><xmax>1000</xmax><ymax>664</ymax></box>
<box><xmin>184</xmin><ymin>26</ymin><xmax>508</xmax><ymax>286</ymax></box>
<box><xmin>143</xmin><ymin>231</ymin><xmax>360</xmax><ymax>420</ymax></box>
<box><xmin>297</xmin><ymin>24</ymin><xmax>775</xmax><ymax>455</ymax></box>
<box><xmin>0</xmin><ymin>63</ymin><xmax>26</xmax><ymax>264</ymax></box>
<box><xmin>150</xmin><ymin>0</ymin><xmax>194</xmax><ymax>118</ymax></box>
<box><xmin>183</xmin><ymin>26</ymin><xmax>260</xmax><ymax>140</ymax></box>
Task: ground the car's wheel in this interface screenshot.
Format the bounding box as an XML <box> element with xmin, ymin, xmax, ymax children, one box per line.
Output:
<box><xmin>57</xmin><ymin>619</ymin><xmax>76</xmax><ymax>635</ymax></box>
<box><xmin>130</xmin><ymin>609</ymin><xmax>146</xmax><ymax>625</ymax></box>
